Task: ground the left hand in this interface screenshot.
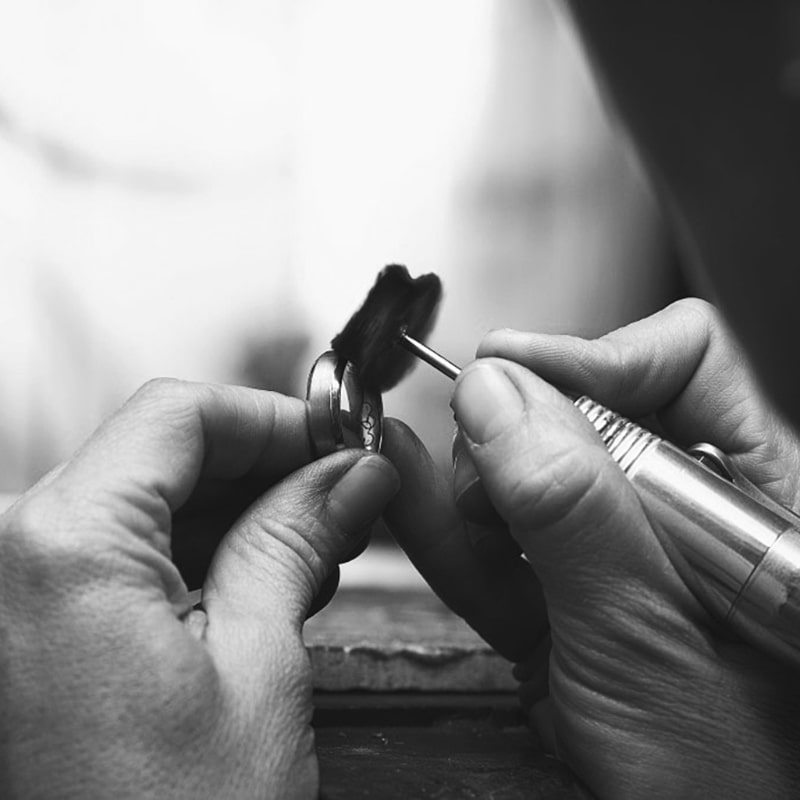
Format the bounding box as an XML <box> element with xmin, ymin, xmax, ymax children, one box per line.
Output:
<box><xmin>0</xmin><ymin>379</ymin><xmax>400</xmax><ymax>799</ymax></box>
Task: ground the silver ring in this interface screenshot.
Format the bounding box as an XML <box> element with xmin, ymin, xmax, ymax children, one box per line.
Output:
<box><xmin>306</xmin><ymin>351</ymin><xmax>383</xmax><ymax>457</ymax></box>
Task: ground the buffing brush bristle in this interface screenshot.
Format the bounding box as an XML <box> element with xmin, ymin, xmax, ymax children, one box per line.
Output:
<box><xmin>331</xmin><ymin>265</ymin><xmax>442</xmax><ymax>392</ymax></box>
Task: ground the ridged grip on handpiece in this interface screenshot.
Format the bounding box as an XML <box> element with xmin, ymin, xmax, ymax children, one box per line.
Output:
<box><xmin>572</xmin><ymin>394</ymin><xmax>800</xmax><ymax>668</ymax></box>
<box><xmin>573</xmin><ymin>396</ymin><xmax>658</xmax><ymax>472</ymax></box>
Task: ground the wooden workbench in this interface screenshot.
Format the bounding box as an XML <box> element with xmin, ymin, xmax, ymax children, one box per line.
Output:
<box><xmin>305</xmin><ymin>545</ymin><xmax>590</xmax><ymax>799</ymax></box>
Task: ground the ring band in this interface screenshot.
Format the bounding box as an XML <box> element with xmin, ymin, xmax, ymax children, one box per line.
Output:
<box><xmin>306</xmin><ymin>351</ymin><xmax>383</xmax><ymax>457</ymax></box>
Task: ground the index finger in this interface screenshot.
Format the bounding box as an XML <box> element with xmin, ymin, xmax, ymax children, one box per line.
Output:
<box><xmin>478</xmin><ymin>299</ymin><xmax>800</xmax><ymax>479</ymax></box>
<box><xmin>51</xmin><ymin>378</ymin><xmax>313</xmax><ymax>525</ymax></box>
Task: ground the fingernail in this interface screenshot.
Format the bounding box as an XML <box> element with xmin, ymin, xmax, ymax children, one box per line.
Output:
<box><xmin>327</xmin><ymin>456</ymin><xmax>401</xmax><ymax>532</ymax></box>
<box><xmin>453</xmin><ymin>364</ymin><xmax>525</xmax><ymax>444</ymax></box>
<box><xmin>453</xmin><ymin>448</ymin><xmax>503</xmax><ymax>525</ymax></box>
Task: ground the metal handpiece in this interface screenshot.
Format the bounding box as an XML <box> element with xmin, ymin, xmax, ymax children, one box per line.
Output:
<box><xmin>575</xmin><ymin>396</ymin><xmax>800</xmax><ymax>668</ymax></box>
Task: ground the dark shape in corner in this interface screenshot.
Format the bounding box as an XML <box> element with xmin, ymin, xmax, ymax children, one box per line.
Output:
<box><xmin>331</xmin><ymin>265</ymin><xmax>442</xmax><ymax>392</ymax></box>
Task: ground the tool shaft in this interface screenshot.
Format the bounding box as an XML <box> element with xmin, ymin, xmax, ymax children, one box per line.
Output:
<box><xmin>398</xmin><ymin>333</ymin><xmax>461</xmax><ymax>380</ymax></box>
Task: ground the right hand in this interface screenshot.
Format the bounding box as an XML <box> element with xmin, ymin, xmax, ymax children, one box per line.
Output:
<box><xmin>385</xmin><ymin>298</ymin><xmax>800</xmax><ymax>799</ymax></box>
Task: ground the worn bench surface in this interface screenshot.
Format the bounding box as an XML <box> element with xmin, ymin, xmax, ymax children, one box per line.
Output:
<box><xmin>306</xmin><ymin>546</ymin><xmax>586</xmax><ymax>798</ymax></box>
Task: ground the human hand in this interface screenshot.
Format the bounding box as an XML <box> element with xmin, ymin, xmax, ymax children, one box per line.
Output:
<box><xmin>0</xmin><ymin>379</ymin><xmax>399</xmax><ymax>799</ymax></box>
<box><xmin>385</xmin><ymin>299</ymin><xmax>800</xmax><ymax>799</ymax></box>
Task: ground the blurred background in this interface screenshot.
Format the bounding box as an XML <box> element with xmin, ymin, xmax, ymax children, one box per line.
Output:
<box><xmin>0</xmin><ymin>0</ymin><xmax>685</xmax><ymax>496</ymax></box>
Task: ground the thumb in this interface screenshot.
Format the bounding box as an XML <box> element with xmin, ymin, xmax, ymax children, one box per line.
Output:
<box><xmin>201</xmin><ymin>449</ymin><xmax>399</xmax><ymax>677</ymax></box>
<box><xmin>451</xmin><ymin>359</ymin><xmax>693</xmax><ymax>616</ymax></box>
<box><xmin>189</xmin><ymin>449</ymin><xmax>398</xmax><ymax>794</ymax></box>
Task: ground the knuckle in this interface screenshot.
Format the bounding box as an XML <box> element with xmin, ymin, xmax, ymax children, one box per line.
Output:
<box><xmin>127</xmin><ymin>378</ymin><xmax>208</xmax><ymax>441</ymax></box>
<box><xmin>3</xmin><ymin>493</ymin><xmax>57</xmax><ymax>553</ymax></box>
<box><xmin>1</xmin><ymin>495</ymin><xmax>78</xmax><ymax>593</ymax></box>
<box><xmin>593</xmin><ymin>329</ymin><xmax>640</xmax><ymax>377</ymax></box>
<box><xmin>0</xmin><ymin>490</ymin><xmax>109</xmax><ymax>599</ymax></box>
<box><xmin>131</xmin><ymin>377</ymin><xmax>194</xmax><ymax>409</ymax></box>
<box><xmin>672</xmin><ymin>295</ymin><xmax>717</xmax><ymax>322</ymax></box>
<box><xmin>669</xmin><ymin>297</ymin><xmax>722</xmax><ymax>344</ymax></box>
<box><xmin>594</xmin><ymin>335</ymin><xmax>634</xmax><ymax>379</ymax></box>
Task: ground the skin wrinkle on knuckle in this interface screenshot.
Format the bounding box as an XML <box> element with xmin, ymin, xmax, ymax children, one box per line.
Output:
<box><xmin>137</xmin><ymin>377</ymin><xmax>206</xmax><ymax>431</ymax></box>
<box><xmin>78</xmin><ymin>481</ymin><xmax>178</xmax><ymax>584</ymax></box>
<box><xmin>498</xmin><ymin>441</ymin><xmax>609</xmax><ymax>534</ymax></box>
<box><xmin>228</xmin><ymin>514</ymin><xmax>328</xmax><ymax>593</ymax></box>
<box><xmin>595</xmin><ymin>334</ymin><xmax>655</xmax><ymax>406</ymax></box>
<box><xmin>81</xmin><ymin>478</ymin><xmax>172</xmax><ymax>550</ymax></box>
<box><xmin>122</xmin><ymin>378</ymin><xmax>206</xmax><ymax>473</ymax></box>
<box><xmin>126</xmin><ymin>378</ymin><xmax>200</xmax><ymax>438</ymax></box>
